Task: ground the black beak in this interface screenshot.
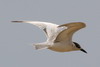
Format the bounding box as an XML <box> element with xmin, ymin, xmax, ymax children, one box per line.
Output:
<box><xmin>80</xmin><ymin>49</ymin><xmax>87</xmax><ymax>53</ymax></box>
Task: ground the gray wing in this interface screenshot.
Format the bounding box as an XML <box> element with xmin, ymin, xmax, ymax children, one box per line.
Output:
<box><xmin>12</xmin><ymin>21</ymin><xmax>58</xmax><ymax>38</ymax></box>
<box><xmin>54</xmin><ymin>22</ymin><xmax>86</xmax><ymax>42</ymax></box>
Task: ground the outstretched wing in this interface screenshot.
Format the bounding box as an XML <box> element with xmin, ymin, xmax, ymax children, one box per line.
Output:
<box><xmin>54</xmin><ymin>22</ymin><xmax>86</xmax><ymax>42</ymax></box>
<box><xmin>12</xmin><ymin>21</ymin><xmax>58</xmax><ymax>38</ymax></box>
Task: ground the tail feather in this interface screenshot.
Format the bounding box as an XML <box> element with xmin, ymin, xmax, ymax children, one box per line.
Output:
<box><xmin>33</xmin><ymin>43</ymin><xmax>50</xmax><ymax>50</ymax></box>
<box><xmin>35</xmin><ymin>45</ymin><xmax>48</xmax><ymax>50</ymax></box>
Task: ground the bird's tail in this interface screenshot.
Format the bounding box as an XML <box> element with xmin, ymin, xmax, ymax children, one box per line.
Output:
<box><xmin>33</xmin><ymin>43</ymin><xmax>50</xmax><ymax>50</ymax></box>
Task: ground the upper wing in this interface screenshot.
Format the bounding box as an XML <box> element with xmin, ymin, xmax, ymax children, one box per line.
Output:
<box><xmin>12</xmin><ymin>21</ymin><xmax>58</xmax><ymax>38</ymax></box>
<box><xmin>54</xmin><ymin>22</ymin><xmax>86</xmax><ymax>42</ymax></box>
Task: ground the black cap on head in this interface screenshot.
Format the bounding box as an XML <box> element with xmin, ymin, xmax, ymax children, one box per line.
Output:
<box><xmin>73</xmin><ymin>42</ymin><xmax>81</xmax><ymax>48</ymax></box>
<box><xmin>73</xmin><ymin>42</ymin><xmax>87</xmax><ymax>53</ymax></box>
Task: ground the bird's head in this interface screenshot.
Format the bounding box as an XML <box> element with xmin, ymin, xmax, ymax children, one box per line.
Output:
<box><xmin>73</xmin><ymin>42</ymin><xmax>87</xmax><ymax>53</ymax></box>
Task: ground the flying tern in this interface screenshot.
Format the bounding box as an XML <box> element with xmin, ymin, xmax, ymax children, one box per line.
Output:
<box><xmin>12</xmin><ymin>21</ymin><xmax>87</xmax><ymax>53</ymax></box>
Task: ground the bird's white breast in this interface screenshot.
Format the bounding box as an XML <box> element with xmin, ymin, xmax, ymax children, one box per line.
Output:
<box><xmin>48</xmin><ymin>41</ymin><xmax>74</xmax><ymax>52</ymax></box>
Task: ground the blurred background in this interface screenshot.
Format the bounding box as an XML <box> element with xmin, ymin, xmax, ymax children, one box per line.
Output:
<box><xmin>0</xmin><ymin>0</ymin><xmax>100</xmax><ymax>67</ymax></box>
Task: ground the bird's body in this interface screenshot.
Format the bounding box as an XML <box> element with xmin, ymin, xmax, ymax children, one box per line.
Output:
<box><xmin>48</xmin><ymin>41</ymin><xmax>75</xmax><ymax>52</ymax></box>
<box><xmin>12</xmin><ymin>21</ymin><xmax>87</xmax><ymax>53</ymax></box>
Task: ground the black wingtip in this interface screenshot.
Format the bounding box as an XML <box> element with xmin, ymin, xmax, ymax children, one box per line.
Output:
<box><xmin>11</xmin><ymin>21</ymin><xmax>24</xmax><ymax>23</ymax></box>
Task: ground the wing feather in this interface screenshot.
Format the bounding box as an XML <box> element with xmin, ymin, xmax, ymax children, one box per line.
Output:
<box><xmin>12</xmin><ymin>21</ymin><xmax>58</xmax><ymax>38</ymax></box>
<box><xmin>54</xmin><ymin>22</ymin><xmax>86</xmax><ymax>42</ymax></box>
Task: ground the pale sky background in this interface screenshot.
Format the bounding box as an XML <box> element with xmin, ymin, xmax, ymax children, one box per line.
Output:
<box><xmin>0</xmin><ymin>0</ymin><xmax>100</xmax><ymax>67</ymax></box>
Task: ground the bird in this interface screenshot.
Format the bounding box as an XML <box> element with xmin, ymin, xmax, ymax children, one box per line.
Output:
<box><xmin>12</xmin><ymin>21</ymin><xmax>87</xmax><ymax>53</ymax></box>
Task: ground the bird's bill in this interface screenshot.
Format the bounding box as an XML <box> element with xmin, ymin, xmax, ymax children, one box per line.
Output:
<box><xmin>80</xmin><ymin>49</ymin><xmax>87</xmax><ymax>53</ymax></box>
